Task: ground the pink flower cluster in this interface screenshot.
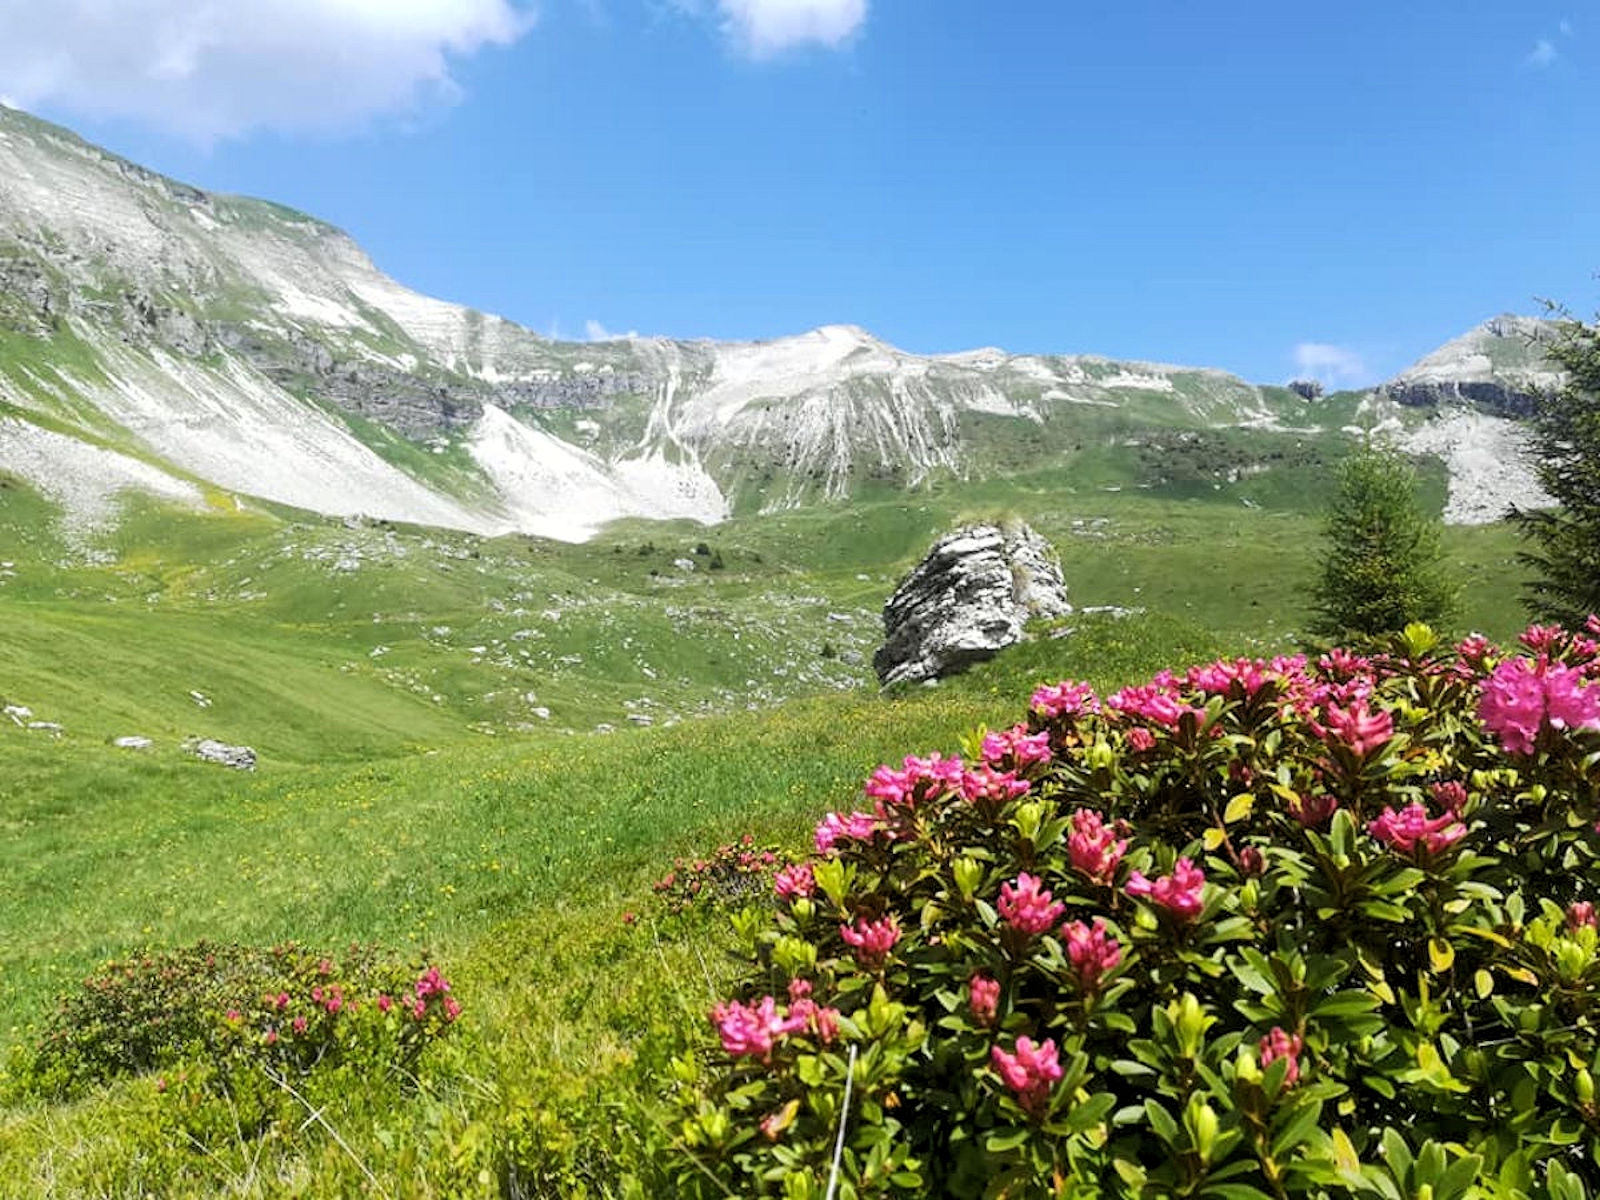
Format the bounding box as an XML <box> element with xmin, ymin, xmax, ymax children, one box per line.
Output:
<box><xmin>1067</xmin><ymin>809</ymin><xmax>1127</xmax><ymax>886</ymax></box>
<box><xmin>1259</xmin><ymin>1027</ymin><xmax>1303</xmax><ymax>1087</ymax></box>
<box><xmin>864</xmin><ymin>753</ymin><xmax>967</xmax><ymax>810</ymax></box>
<box><xmin>773</xmin><ymin>862</ymin><xmax>816</xmax><ymax>899</ymax></box>
<box><xmin>1030</xmin><ymin>680</ymin><xmax>1100</xmax><ymax>721</ymax></box>
<box><xmin>1323</xmin><ymin>699</ymin><xmax>1394</xmax><ymax>757</ymax></box>
<box><xmin>412</xmin><ymin>966</ymin><xmax>461</xmax><ymax>1022</ymax></box>
<box><xmin>711</xmin><ymin>980</ymin><xmax>841</xmax><ymax>1062</ymax></box>
<box><xmin>1107</xmin><ymin>673</ymin><xmax>1205</xmax><ymax>729</ymax></box>
<box><xmin>998</xmin><ymin>873</ymin><xmax>1065</xmax><ymax>936</ymax></box>
<box><xmin>980</xmin><ymin>724</ymin><xmax>1053</xmax><ymax>769</ymax></box>
<box><xmin>1479</xmin><ymin>656</ymin><xmax>1600</xmax><ymax>755</ymax></box>
<box><xmin>840</xmin><ymin>914</ymin><xmax>902</xmax><ymax>968</ymax></box>
<box><xmin>968</xmin><ymin>973</ymin><xmax>1001</xmax><ymax>1026</ymax></box>
<box><xmin>1062</xmin><ymin>918</ymin><xmax>1122</xmax><ymax>989</ymax></box>
<box><xmin>1125</xmin><ymin>858</ymin><xmax>1206</xmax><ymax>922</ymax></box>
<box><xmin>1568</xmin><ymin>901</ymin><xmax>1598</xmax><ymax>933</ymax></box>
<box><xmin>958</xmin><ymin>765</ymin><xmax>1032</xmax><ymax>810</ymax></box>
<box><xmin>1185</xmin><ymin>655</ymin><xmax>1301</xmax><ymax>699</ymax></box>
<box><xmin>991</xmin><ymin>1036</ymin><xmax>1062</xmax><ymax>1116</ymax></box>
<box><xmin>1367</xmin><ymin>803</ymin><xmax>1466</xmax><ymax>858</ymax></box>
<box><xmin>814</xmin><ymin>810</ymin><xmax>885</xmax><ymax>854</ymax></box>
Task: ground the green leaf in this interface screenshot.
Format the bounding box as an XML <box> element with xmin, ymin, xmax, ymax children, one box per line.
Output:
<box><xmin>1224</xmin><ymin>794</ymin><xmax>1255</xmax><ymax>824</ymax></box>
<box><xmin>984</xmin><ymin>1127</ymin><xmax>1031</xmax><ymax>1153</ymax></box>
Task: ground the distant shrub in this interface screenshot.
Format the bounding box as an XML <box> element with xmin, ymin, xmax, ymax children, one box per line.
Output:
<box><xmin>651</xmin><ymin>835</ymin><xmax>791</xmax><ymax>917</ymax></box>
<box><xmin>654</xmin><ymin>621</ymin><xmax>1600</xmax><ymax>1197</ymax></box>
<box><xmin>18</xmin><ymin>941</ymin><xmax>460</xmax><ymax>1116</ymax></box>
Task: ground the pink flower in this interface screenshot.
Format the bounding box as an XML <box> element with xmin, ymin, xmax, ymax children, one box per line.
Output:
<box><xmin>1456</xmin><ymin>634</ymin><xmax>1493</xmax><ymax>667</ymax></box>
<box><xmin>1259</xmin><ymin>1027</ymin><xmax>1303</xmax><ymax>1087</ymax></box>
<box><xmin>1323</xmin><ymin>700</ymin><xmax>1394</xmax><ymax>757</ymax></box>
<box><xmin>1061</xmin><ymin>918</ymin><xmax>1122</xmax><ymax>989</ymax></box>
<box><xmin>1107</xmin><ymin>678</ymin><xmax>1200</xmax><ymax>729</ymax></box>
<box><xmin>291</xmin><ymin>1015</ymin><xmax>308</xmax><ymax>1035</ymax></box>
<box><xmin>1287</xmin><ymin>792</ymin><xmax>1338</xmax><ymax>829</ymax></box>
<box><xmin>997</xmin><ymin>873</ymin><xmax>1065</xmax><ymax>936</ymax></box>
<box><xmin>443</xmin><ymin>997</ymin><xmax>462</xmax><ymax>1022</ymax></box>
<box><xmin>1367</xmin><ymin>803</ymin><xmax>1467</xmax><ymax>857</ymax></box>
<box><xmin>968</xmin><ymin>973</ymin><xmax>1001</xmax><ymax>1027</ymax></box>
<box><xmin>1237</xmin><ymin>846</ymin><xmax>1266</xmax><ymax>877</ymax></box>
<box><xmin>1125</xmin><ymin>858</ymin><xmax>1206</xmax><ymax>922</ymax></box>
<box><xmin>1067</xmin><ymin>809</ymin><xmax>1127</xmax><ymax>886</ymax></box>
<box><xmin>1031</xmin><ymin>680</ymin><xmax>1100</xmax><ymax>721</ymax></box>
<box><xmin>377</xmin><ymin>994</ymin><xmax>393</xmax><ymax>1014</ymax></box>
<box><xmin>411</xmin><ymin>998</ymin><xmax>427</xmax><ymax>1020</ymax></box>
<box><xmin>224</xmin><ymin>1009</ymin><xmax>241</xmax><ymax>1023</ymax></box>
<box><xmin>980</xmin><ymin>724</ymin><xmax>1053</xmax><ymax>768</ymax></box>
<box><xmin>1430</xmin><ymin>780</ymin><xmax>1468</xmax><ymax>814</ymax></box>
<box><xmin>1568</xmin><ymin>902</ymin><xmax>1597</xmax><ymax>932</ymax></box>
<box><xmin>840</xmin><ymin>914</ymin><xmax>902</xmax><ymax>968</ymax></box>
<box><xmin>991</xmin><ymin>1036</ymin><xmax>1063</xmax><ymax>1116</ymax></box>
<box><xmin>959</xmin><ymin>765</ymin><xmax>1031</xmax><ymax>810</ymax></box>
<box><xmin>773</xmin><ymin>863</ymin><xmax>816</xmax><ymax>899</ymax></box>
<box><xmin>1480</xmin><ymin>656</ymin><xmax>1600</xmax><ymax>754</ymax></box>
<box><xmin>814</xmin><ymin>810</ymin><xmax>883</xmax><ymax>853</ymax></box>
<box><xmin>711</xmin><ymin>996</ymin><xmax>788</xmax><ymax>1061</ymax></box>
<box><xmin>1126</xmin><ymin>726</ymin><xmax>1156</xmax><ymax>752</ymax></box>
<box><xmin>415</xmin><ymin>967</ymin><xmax>450</xmax><ymax>999</ymax></box>
<box><xmin>1521</xmin><ymin>624</ymin><xmax>1565</xmax><ymax>653</ymax></box>
<box><xmin>864</xmin><ymin>754</ymin><xmax>966</xmax><ymax>810</ymax></box>
<box><xmin>1187</xmin><ymin>657</ymin><xmax>1273</xmax><ymax>698</ymax></box>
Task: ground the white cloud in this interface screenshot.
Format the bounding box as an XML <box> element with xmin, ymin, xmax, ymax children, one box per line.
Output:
<box><xmin>1526</xmin><ymin>38</ymin><xmax>1558</xmax><ymax>68</ymax></box>
<box><xmin>583</xmin><ymin>318</ymin><xmax>638</xmax><ymax>341</ymax></box>
<box><xmin>1291</xmin><ymin>342</ymin><xmax>1369</xmax><ymax>388</ymax></box>
<box><xmin>0</xmin><ymin>0</ymin><xmax>533</xmax><ymax>142</ymax></box>
<box><xmin>715</xmin><ymin>0</ymin><xmax>867</xmax><ymax>57</ymax></box>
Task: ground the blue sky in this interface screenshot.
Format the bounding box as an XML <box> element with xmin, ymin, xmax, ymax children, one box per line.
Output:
<box><xmin>2</xmin><ymin>1</ymin><xmax>1596</xmax><ymax>386</ymax></box>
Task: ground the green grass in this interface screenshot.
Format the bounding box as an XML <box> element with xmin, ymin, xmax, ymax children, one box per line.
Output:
<box><xmin>0</xmin><ymin>455</ymin><xmax>1546</xmax><ymax>1195</ymax></box>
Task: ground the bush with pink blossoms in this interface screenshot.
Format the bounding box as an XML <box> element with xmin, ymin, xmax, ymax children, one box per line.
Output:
<box><xmin>17</xmin><ymin>941</ymin><xmax>460</xmax><ymax>1139</ymax></box>
<box><xmin>651</xmin><ymin>834</ymin><xmax>790</xmax><ymax>916</ymax></box>
<box><xmin>653</xmin><ymin>622</ymin><xmax>1600</xmax><ymax>1198</ymax></box>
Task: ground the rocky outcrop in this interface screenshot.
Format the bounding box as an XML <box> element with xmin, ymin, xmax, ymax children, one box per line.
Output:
<box><xmin>874</xmin><ymin>523</ymin><xmax>1071</xmax><ymax>688</ymax></box>
<box><xmin>1379</xmin><ymin>379</ymin><xmax>1545</xmax><ymax>418</ymax></box>
<box><xmin>186</xmin><ymin>738</ymin><xmax>257</xmax><ymax>770</ymax></box>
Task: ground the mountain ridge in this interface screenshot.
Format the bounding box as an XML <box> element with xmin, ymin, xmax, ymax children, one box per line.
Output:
<box><xmin>0</xmin><ymin>104</ymin><xmax>1562</xmax><ymax>542</ymax></box>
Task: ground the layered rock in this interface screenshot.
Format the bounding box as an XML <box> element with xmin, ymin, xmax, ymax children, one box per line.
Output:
<box><xmin>874</xmin><ymin>523</ymin><xmax>1071</xmax><ymax>688</ymax></box>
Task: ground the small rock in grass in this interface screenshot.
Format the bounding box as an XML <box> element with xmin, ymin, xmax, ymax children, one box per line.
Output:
<box><xmin>114</xmin><ymin>736</ymin><xmax>153</xmax><ymax>750</ymax></box>
<box><xmin>185</xmin><ymin>738</ymin><xmax>256</xmax><ymax>771</ymax></box>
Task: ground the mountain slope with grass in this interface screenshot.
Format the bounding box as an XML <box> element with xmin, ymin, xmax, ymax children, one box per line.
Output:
<box><xmin>0</xmin><ymin>105</ymin><xmax>1562</xmax><ymax>545</ymax></box>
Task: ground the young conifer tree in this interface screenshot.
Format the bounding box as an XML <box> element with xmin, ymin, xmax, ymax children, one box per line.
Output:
<box><xmin>1309</xmin><ymin>439</ymin><xmax>1455</xmax><ymax>639</ymax></box>
<box><xmin>1512</xmin><ymin>312</ymin><xmax>1600</xmax><ymax>624</ymax></box>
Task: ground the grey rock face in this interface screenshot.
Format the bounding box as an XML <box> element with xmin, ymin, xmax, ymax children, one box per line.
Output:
<box><xmin>873</xmin><ymin>523</ymin><xmax>1071</xmax><ymax>688</ymax></box>
<box><xmin>1379</xmin><ymin>379</ymin><xmax>1542</xmax><ymax>418</ymax></box>
<box><xmin>186</xmin><ymin>738</ymin><xmax>257</xmax><ymax>770</ymax></box>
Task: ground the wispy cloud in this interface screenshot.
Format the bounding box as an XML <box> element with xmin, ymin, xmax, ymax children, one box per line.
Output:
<box><xmin>0</xmin><ymin>0</ymin><xmax>534</xmax><ymax>142</ymax></box>
<box><xmin>1291</xmin><ymin>342</ymin><xmax>1370</xmax><ymax>389</ymax></box>
<box><xmin>1526</xmin><ymin>38</ymin><xmax>1559</xmax><ymax>68</ymax></box>
<box><xmin>678</xmin><ymin>0</ymin><xmax>867</xmax><ymax>57</ymax></box>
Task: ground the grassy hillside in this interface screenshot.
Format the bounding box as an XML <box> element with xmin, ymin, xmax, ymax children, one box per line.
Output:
<box><xmin>0</xmin><ymin>448</ymin><xmax>1541</xmax><ymax>1196</ymax></box>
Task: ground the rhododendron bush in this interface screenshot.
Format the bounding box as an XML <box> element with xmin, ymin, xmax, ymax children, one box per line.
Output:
<box><xmin>656</xmin><ymin>623</ymin><xmax>1600</xmax><ymax>1198</ymax></box>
